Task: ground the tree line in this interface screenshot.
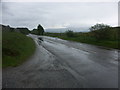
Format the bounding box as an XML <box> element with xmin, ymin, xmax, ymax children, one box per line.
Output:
<box><xmin>1</xmin><ymin>23</ymin><xmax>119</xmax><ymax>42</ymax></box>
<box><xmin>1</xmin><ymin>24</ymin><xmax>45</xmax><ymax>35</ymax></box>
<box><xmin>65</xmin><ymin>23</ymin><xmax>119</xmax><ymax>41</ymax></box>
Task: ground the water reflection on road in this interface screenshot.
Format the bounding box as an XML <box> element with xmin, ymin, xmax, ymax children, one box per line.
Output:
<box><xmin>3</xmin><ymin>34</ymin><xmax>119</xmax><ymax>88</ymax></box>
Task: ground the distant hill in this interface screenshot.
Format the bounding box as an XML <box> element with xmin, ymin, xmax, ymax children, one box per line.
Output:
<box><xmin>45</xmin><ymin>27</ymin><xmax>89</xmax><ymax>33</ymax></box>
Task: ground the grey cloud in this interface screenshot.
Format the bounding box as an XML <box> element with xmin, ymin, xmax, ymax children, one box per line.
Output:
<box><xmin>1</xmin><ymin>2</ymin><xmax>118</xmax><ymax>32</ymax></box>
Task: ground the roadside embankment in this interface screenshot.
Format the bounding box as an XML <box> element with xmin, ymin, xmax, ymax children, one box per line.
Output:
<box><xmin>2</xmin><ymin>32</ymin><xmax>36</xmax><ymax>67</ymax></box>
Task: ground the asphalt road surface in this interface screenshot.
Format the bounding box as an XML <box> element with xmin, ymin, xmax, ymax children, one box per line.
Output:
<box><xmin>3</xmin><ymin>34</ymin><xmax>118</xmax><ymax>88</ymax></box>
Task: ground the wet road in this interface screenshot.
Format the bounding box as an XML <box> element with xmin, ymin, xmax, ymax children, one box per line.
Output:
<box><xmin>3</xmin><ymin>34</ymin><xmax>118</xmax><ymax>88</ymax></box>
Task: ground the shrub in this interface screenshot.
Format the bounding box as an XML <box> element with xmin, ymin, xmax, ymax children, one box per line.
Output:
<box><xmin>65</xmin><ymin>30</ymin><xmax>74</xmax><ymax>37</ymax></box>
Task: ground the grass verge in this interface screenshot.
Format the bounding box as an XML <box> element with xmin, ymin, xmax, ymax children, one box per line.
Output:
<box><xmin>58</xmin><ymin>36</ymin><xmax>119</xmax><ymax>49</ymax></box>
<box><xmin>44</xmin><ymin>32</ymin><xmax>119</xmax><ymax>49</ymax></box>
<box><xmin>2</xmin><ymin>32</ymin><xmax>36</xmax><ymax>68</ymax></box>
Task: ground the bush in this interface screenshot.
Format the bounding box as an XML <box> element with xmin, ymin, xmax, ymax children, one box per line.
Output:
<box><xmin>90</xmin><ymin>23</ymin><xmax>111</xmax><ymax>40</ymax></box>
<box><xmin>65</xmin><ymin>30</ymin><xmax>74</xmax><ymax>37</ymax></box>
<box><xmin>31</xmin><ymin>29</ymin><xmax>39</xmax><ymax>35</ymax></box>
<box><xmin>17</xmin><ymin>28</ymin><xmax>30</xmax><ymax>35</ymax></box>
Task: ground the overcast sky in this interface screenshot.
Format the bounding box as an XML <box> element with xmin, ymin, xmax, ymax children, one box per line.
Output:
<box><xmin>1</xmin><ymin>1</ymin><xmax>118</xmax><ymax>32</ymax></box>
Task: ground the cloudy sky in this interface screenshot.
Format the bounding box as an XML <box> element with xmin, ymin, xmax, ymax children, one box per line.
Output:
<box><xmin>1</xmin><ymin>0</ymin><xmax>119</xmax><ymax>32</ymax></box>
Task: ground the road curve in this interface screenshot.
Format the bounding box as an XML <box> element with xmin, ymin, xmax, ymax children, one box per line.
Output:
<box><xmin>3</xmin><ymin>34</ymin><xmax>118</xmax><ymax>88</ymax></box>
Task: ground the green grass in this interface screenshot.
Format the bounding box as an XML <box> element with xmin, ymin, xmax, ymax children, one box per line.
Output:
<box><xmin>45</xmin><ymin>32</ymin><xmax>119</xmax><ymax>49</ymax></box>
<box><xmin>59</xmin><ymin>36</ymin><xmax>119</xmax><ymax>49</ymax></box>
<box><xmin>2</xmin><ymin>32</ymin><xmax>36</xmax><ymax>68</ymax></box>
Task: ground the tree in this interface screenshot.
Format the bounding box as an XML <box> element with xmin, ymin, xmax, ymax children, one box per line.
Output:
<box><xmin>90</xmin><ymin>23</ymin><xmax>110</xmax><ymax>31</ymax></box>
<box><xmin>89</xmin><ymin>23</ymin><xmax>111</xmax><ymax>40</ymax></box>
<box><xmin>37</xmin><ymin>24</ymin><xmax>44</xmax><ymax>35</ymax></box>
